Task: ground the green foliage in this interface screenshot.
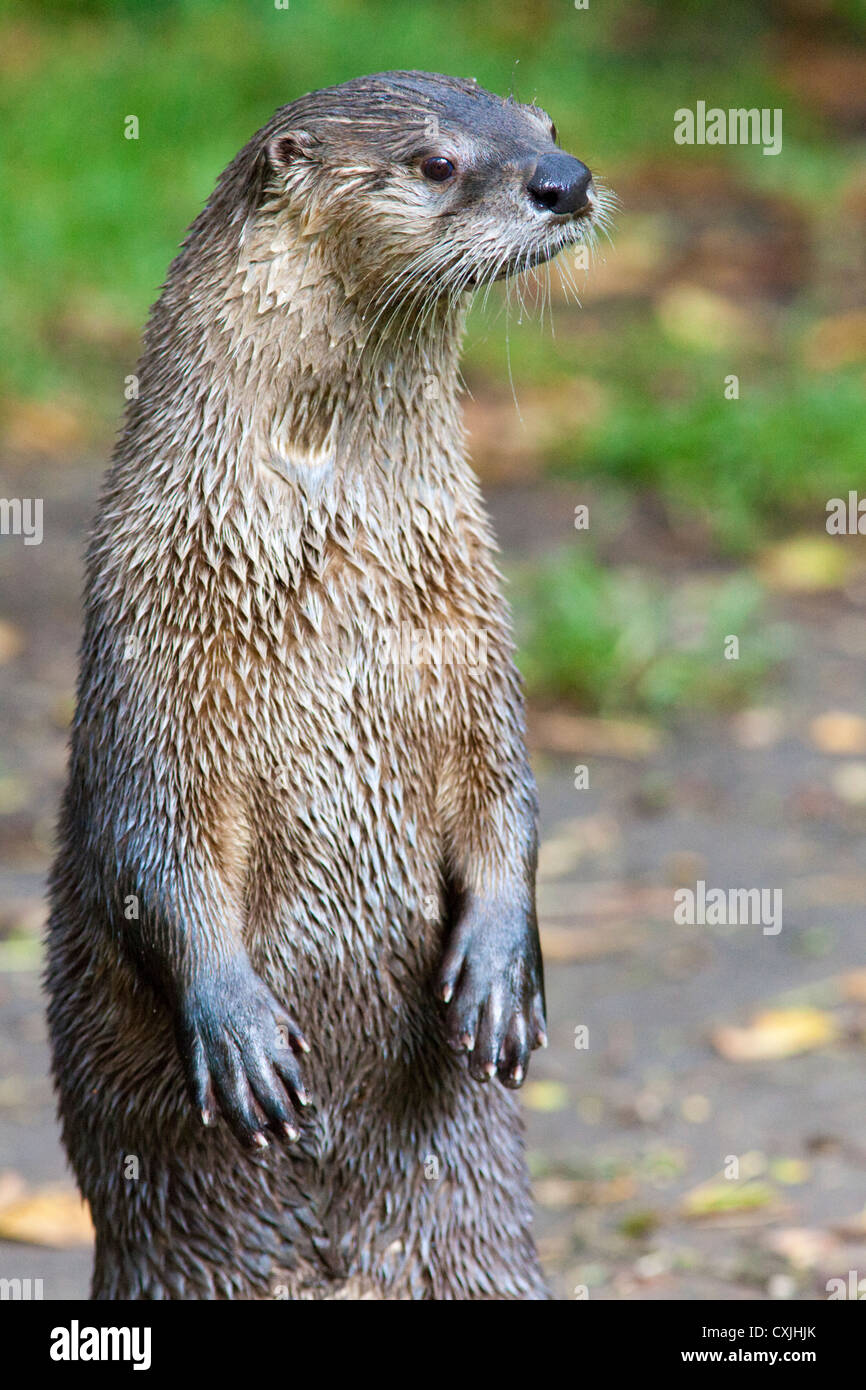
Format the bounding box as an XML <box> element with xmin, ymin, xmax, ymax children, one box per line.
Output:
<box><xmin>509</xmin><ymin>548</ymin><xmax>787</xmax><ymax>714</ymax></box>
<box><xmin>563</xmin><ymin>371</ymin><xmax>866</xmax><ymax>556</ymax></box>
<box><xmin>0</xmin><ymin>0</ymin><xmax>845</xmax><ymax>407</ymax></box>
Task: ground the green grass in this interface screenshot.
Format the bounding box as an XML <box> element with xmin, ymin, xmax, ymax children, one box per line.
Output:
<box><xmin>1</xmin><ymin>0</ymin><xmax>857</xmax><ymax>411</ymax></box>
<box><xmin>509</xmin><ymin>549</ymin><xmax>788</xmax><ymax>714</ymax></box>
<box><xmin>558</xmin><ymin>367</ymin><xmax>866</xmax><ymax>556</ymax></box>
<box><xmin>465</xmin><ymin>301</ymin><xmax>866</xmax><ymax>556</ymax></box>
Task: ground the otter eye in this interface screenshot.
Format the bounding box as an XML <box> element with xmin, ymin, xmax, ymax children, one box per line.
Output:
<box><xmin>421</xmin><ymin>156</ymin><xmax>455</xmax><ymax>183</ymax></box>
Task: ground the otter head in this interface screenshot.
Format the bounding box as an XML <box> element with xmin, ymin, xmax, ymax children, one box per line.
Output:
<box><xmin>261</xmin><ymin>70</ymin><xmax>612</xmax><ymax>313</ymax></box>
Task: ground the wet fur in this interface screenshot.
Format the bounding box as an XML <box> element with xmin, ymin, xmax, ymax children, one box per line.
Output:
<box><xmin>46</xmin><ymin>72</ymin><xmax>606</xmax><ymax>1300</ymax></box>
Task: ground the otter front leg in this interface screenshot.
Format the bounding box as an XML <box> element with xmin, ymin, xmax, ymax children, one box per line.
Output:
<box><xmin>75</xmin><ymin>697</ymin><xmax>311</xmax><ymax>1147</ymax></box>
<box><xmin>434</xmin><ymin>601</ymin><xmax>547</xmax><ymax>1089</ymax></box>
<box><xmin>438</xmin><ymin>892</ymin><xmax>546</xmax><ymax>1088</ymax></box>
<box><xmin>177</xmin><ymin>953</ymin><xmax>310</xmax><ymax>1145</ymax></box>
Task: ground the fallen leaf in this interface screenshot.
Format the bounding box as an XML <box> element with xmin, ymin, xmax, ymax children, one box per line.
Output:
<box><xmin>576</xmin><ymin>218</ymin><xmax>670</xmax><ymax>300</ymax></box>
<box><xmin>0</xmin><ymin>620</ymin><xmax>24</xmax><ymax>664</ymax></box>
<box><xmin>592</xmin><ymin>1175</ymin><xmax>639</xmax><ymax>1205</ymax></box>
<box><xmin>767</xmin><ymin>1227</ymin><xmax>838</xmax><ymax>1270</ymax></box>
<box><xmin>769</xmin><ymin>1158</ymin><xmax>811</xmax><ymax>1186</ymax></box>
<box><xmin>712</xmin><ymin>1007</ymin><xmax>838</xmax><ymax>1061</ymax></box>
<box><xmin>681</xmin><ymin>1179</ymin><xmax>780</xmax><ymax>1220</ymax></box>
<box><xmin>831</xmin><ymin>762</ymin><xmax>866</xmax><ymax>805</ymax></box>
<box><xmin>529</xmin><ymin>710</ymin><xmax>662</xmax><ymax>759</ymax></box>
<box><xmin>0</xmin><ymin>1171</ymin><xmax>27</xmax><ymax>1209</ymax></box>
<box><xmin>809</xmin><ymin>711</ymin><xmax>866</xmax><ymax>755</ymax></box>
<box><xmin>0</xmin><ymin>1185</ymin><xmax>93</xmax><ymax>1248</ymax></box>
<box><xmin>778</xmin><ymin>42</ymin><xmax>866</xmax><ymax>129</ymax></box>
<box><xmin>758</xmin><ymin>537</ymin><xmax>851</xmax><ymax>593</ymax></box>
<box><xmin>522</xmin><ymin>1080</ymin><xmax>570</xmax><ymax>1113</ymax></box>
<box><xmin>533</xmin><ymin>1177</ymin><xmax>585</xmax><ymax>1208</ymax></box>
<box><xmin>681</xmin><ymin>1094</ymin><xmax>711</xmax><ymax>1124</ymax></box>
<box><xmin>730</xmin><ymin>707</ymin><xmax>785</xmax><ymax>750</ymax></box>
<box><xmin>535</xmin><ymin>1174</ymin><xmax>638</xmax><ymax>1208</ymax></box>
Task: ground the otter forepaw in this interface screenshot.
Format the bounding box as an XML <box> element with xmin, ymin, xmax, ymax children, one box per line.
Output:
<box><xmin>178</xmin><ymin>958</ymin><xmax>311</xmax><ymax>1149</ymax></box>
<box><xmin>438</xmin><ymin>900</ymin><xmax>546</xmax><ymax>1089</ymax></box>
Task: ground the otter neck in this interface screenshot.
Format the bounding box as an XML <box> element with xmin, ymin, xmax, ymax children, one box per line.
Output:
<box><xmin>226</xmin><ymin>209</ymin><xmax>467</xmax><ymax>483</ymax></box>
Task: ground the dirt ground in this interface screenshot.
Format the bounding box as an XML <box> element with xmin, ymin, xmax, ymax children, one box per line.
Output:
<box><xmin>1</xmin><ymin>457</ymin><xmax>865</xmax><ymax>1301</ymax></box>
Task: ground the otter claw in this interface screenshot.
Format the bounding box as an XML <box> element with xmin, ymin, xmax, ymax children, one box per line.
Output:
<box><xmin>179</xmin><ymin>956</ymin><xmax>311</xmax><ymax>1148</ymax></box>
<box><xmin>438</xmin><ymin>895</ymin><xmax>546</xmax><ymax>1090</ymax></box>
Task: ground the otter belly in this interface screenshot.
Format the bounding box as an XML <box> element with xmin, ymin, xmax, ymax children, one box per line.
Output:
<box><xmin>243</xmin><ymin>626</ymin><xmax>449</xmax><ymax>1049</ymax></box>
<box><xmin>247</xmin><ymin>754</ymin><xmax>448</xmax><ymax>1085</ymax></box>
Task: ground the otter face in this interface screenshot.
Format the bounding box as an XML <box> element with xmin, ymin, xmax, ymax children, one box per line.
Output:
<box><xmin>264</xmin><ymin>70</ymin><xmax>613</xmax><ymax>305</ymax></box>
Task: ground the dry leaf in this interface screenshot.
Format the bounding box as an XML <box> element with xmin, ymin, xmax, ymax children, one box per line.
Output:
<box><xmin>712</xmin><ymin>1007</ymin><xmax>838</xmax><ymax>1062</ymax></box>
<box><xmin>809</xmin><ymin>711</ymin><xmax>866</xmax><ymax>755</ymax></box>
<box><xmin>533</xmin><ymin>1177</ymin><xmax>585</xmax><ymax>1208</ymax></box>
<box><xmin>534</xmin><ymin>1174</ymin><xmax>637</xmax><ymax>1208</ymax></box>
<box><xmin>537</xmin><ymin>815</ymin><xmax>620</xmax><ymax>880</ymax></box>
<box><xmin>757</xmin><ymin>537</ymin><xmax>851</xmax><ymax>593</ymax></box>
<box><xmin>529</xmin><ymin>710</ymin><xmax>661</xmax><ymax>759</ymax></box>
<box><xmin>730</xmin><ymin>707</ymin><xmax>785</xmax><ymax>750</ymax></box>
<box><xmin>681</xmin><ymin>1179</ymin><xmax>780</xmax><ymax>1221</ymax></box>
<box><xmin>0</xmin><ymin>1171</ymin><xmax>26</xmax><ymax>1209</ymax></box>
<box><xmin>0</xmin><ymin>620</ymin><xmax>24</xmax><ymax>664</ymax></box>
<box><xmin>767</xmin><ymin>1227</ymin><xmax>839</xmax><ymax>1269</ymax></box>
<box><xmin>0</xmin><ymin>1185</ymin><xmax>94</xmax><ymax>1248</ymax></box>
<box><xmin>522</xmin><ymin>1080</ymin><xmax>570</xmax><ymax>1113</ymax></box>
<box><xmin>576</xmin><ymin>220</ymin><xmax>669</xmax><ymax>300</ymax></box>
<box><xmin>831</xmin><ymin>762</ymin><xmax>866</xmax><ymax>805</ymax></box>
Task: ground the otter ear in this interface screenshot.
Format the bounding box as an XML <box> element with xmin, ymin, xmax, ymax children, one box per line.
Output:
<box><xmin>266</xmin><ymin>130</ymin><xmax>321</xmax><ymax>169</ymax></box>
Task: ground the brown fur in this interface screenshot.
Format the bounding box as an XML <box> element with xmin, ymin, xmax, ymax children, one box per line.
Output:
<box><xmin>46</xmin><ymin>71</ymin><xmax>609</xmax><ymax>1300</ymax></box>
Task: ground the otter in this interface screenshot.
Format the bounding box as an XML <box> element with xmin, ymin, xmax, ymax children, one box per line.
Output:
<box><xmin>46</xmin><ymin>71</ymin><xmax>608</xmax><ymax>1300</ymax></box>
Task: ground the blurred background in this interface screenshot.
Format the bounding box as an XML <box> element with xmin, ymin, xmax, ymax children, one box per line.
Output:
<box><xmin>1</xmin><ymin>0</ymin><xmax>866</xmax><ymax>1299</ymax></box>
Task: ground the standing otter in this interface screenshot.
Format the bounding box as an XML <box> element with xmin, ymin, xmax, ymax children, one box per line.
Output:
<box><xmin>47</xmin><ymin>71</ymin><xmax>608</xmax><ymax>1300</ymax></box>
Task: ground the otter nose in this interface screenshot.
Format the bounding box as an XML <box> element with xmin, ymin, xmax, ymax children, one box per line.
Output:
<box><xmin>526</xmin><ymin>152</ymin><xmax>593</xmax><ymax>215</ymax></box>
